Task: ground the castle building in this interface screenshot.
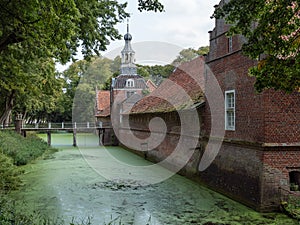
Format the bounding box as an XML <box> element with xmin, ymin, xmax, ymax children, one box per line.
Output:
<box><xmin>115</xmin><ymin>0</ymin><xmax>300</xmax><ymax>212</ymax></box>
<box><xmin>96</xmin><ymin>24</ymin><xmax>153</xmax><ymax>145</ymax></box>
<box><xmin>111</xmin><ymin>23</ymin><xmax>148</xmax><ymax>103</ymax></box>
<box><xmin>201</xmin><ymin>0</ymin><xmax>300</xmax><ymax>211</ymax></box>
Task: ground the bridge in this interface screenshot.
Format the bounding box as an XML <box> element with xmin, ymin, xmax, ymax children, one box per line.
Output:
<box><xmin>13</xmin><ymin>121</ymin><xmax>112</xmax><ymax>146</ymax></box>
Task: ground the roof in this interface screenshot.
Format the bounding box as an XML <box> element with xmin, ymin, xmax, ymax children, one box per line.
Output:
<box><xmin>130</xmin><ymin>57</ymin><xmax>205</xmax><ymax>114</ymax></box>
<box><xmin>95</xmin><ymin>91</ymin><xmax>110</xmax><ymax>117</ymax></box>
<box><xmin>121</xmin><ymin>93</ymin><xmax>143</xmax><ymax>115</ymax></box>
<box><xmin>146</xmin><ymin>79</ymin><xmax>157</xmax><ymax>92</ymax></box>
<box><xmin>123</xmin><ymin>93</ymin><xmax>143</xmax><ymax>104</ymax></box>
<box><xmin>113</xmin><ymin>74</ymin><xmax>148</xmax><ymax>89</ymax></box>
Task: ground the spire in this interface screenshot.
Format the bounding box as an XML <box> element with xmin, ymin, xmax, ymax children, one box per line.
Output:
<box><xmin>127</xmin><ymin>19</ymin><xmax>129</xmax><ymax>33</ymax></box>
<box><xmin>120</xmin><ymin>20</ymin><xmax>137</xmax><ymax>75</ymax></box>
<box><xmin>124</xmin><ymin>19</ymin><xmax>132</xmax><ymax>41</ymax></box>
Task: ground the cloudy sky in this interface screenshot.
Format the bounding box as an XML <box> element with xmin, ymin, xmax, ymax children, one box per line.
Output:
<box><xmin>104</xmin><ymin>0</ymin><xmax>221</xmax><ymax>64</ymax></box>
<box><xmin>108</xmin><ymin>0</ymin><xmax>220</xmax><ymax>51</ymax></box>
<box><xmin>57</xmin><ymin>0</ymin><xmax>221</xmax><ymax>70</ymax></box>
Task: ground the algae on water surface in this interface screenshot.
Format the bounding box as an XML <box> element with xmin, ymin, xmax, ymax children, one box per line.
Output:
<box><xmin>11</xmin><ymin>133</ymin><xmax>298</xmax><ymax>224</ymax></box>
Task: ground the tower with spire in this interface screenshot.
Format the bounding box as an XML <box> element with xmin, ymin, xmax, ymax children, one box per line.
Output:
<box><xmin>96</xmin><ymin>21</ymin><xmax>157</xmax><ymax>146</ymax></box>
<box><xmin>112</xmin><ymin>22</ymin><xmax>148</xmax><ymax>103</ymax></box>
<box><xmin>120</xmin><ymin>23</ymin><xmax>137</xmax><ymax>75</ymax></box>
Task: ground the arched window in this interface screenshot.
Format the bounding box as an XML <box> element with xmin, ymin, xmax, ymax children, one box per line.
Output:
<box><xmin>126</xmin><ymin>79</ymin><xmax>134</xmax><ymax>88</ymax></box>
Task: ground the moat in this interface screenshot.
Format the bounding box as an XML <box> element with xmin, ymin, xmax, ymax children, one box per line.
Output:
<box><xmin>12</xmin><ymin>133</ymin><xmax>297</xmax><ymax>224</ymax></box>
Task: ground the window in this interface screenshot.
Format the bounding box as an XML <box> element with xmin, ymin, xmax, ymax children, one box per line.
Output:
<box><xmin>225</xmin><ymin>90</ymin><xmax>235</xmax><ymax>130</ymax></box>
<box><xmin>126</xmin><ymin>91</ymin><xmax>135</xmax><ymax>98</ymax></box>
<box><xmin>126</xmin><ymin>79</ymin><xmax>134</xmax><ymax>88</ymax></box>
<box><xmin>228</xmin><ymin>36</ymin><xmax>233</xmax><ymax>53</ymax></box>
<box><xmin>289</xmin><ymin>171</ymin><xmax>300</xmax><ymax>191</ymax></box>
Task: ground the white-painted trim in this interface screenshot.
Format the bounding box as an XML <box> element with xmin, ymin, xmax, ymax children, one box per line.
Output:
<box><xmin>225</xmin><ymin>89</ymin><xmax>235</xmax><ymax>131</ymax></box>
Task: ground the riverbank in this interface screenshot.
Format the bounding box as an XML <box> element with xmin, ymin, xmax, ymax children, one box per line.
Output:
<box><xmin>0</xmin><ymin>131</ymin><xmax>58</xmax><ymax>224</ymax></box>
<box><xmin>9</xmin><ymin>133</ymin><xmax>299</xmax><ymax>224</ymax></box>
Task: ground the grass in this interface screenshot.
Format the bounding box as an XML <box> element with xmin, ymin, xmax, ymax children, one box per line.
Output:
<box><xmin>0</xmin><ymin>130</ymin><xmax>61</xmax><ymax>225</ymax></box>
<box><xmin>0</xmin><ymin>196</ymin><xmax>93</xmax><ymax>225</ymax></box>
<box><xmin>0</xmin><ymin>130</ymin><xmax>57</xmax><ymax>165</ymax></box>
<box><xmin>0</xmin><ymin>131</ymin><xmax>120</xmax><ymax>225</ymax></box>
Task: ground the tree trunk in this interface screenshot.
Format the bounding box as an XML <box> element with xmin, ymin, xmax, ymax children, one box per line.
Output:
<box><xmin>0</xmin><ymin>91</ymin><xmax>15</xmax><ymax>127</ymax></box>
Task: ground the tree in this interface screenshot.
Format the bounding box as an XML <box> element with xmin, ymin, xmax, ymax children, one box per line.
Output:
<box><xmin>0</xmin><ymin>0</ymin><xmax>164</xmax><ymax>124</ymax></box>
<box><xmin>0</xmin><ymin>44</ymin><xmax>61</xmax><ymax>125</ymax></box>
<box><xmin>172</xmin><ymin>46</ymin><xmax>209</xmax><ymax>65</ymax></box>
<box><xmin>0</xmin><ymin>0</ymin><xmax>164</xmax><ymax>63</ymax></box>
<box><xmin>54</xmin><ymin>56</ymin><xmax>116</xmax><ymax>122</ymax></box>
<box><xmin>213</xmin><ymin>0</ymin><xmax>300</xmax><ymax>92</ymax></box>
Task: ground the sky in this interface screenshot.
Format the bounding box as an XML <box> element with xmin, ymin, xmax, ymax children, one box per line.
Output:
<box><xmin>109</xmin><ymin>0</ymin><xmax>220</xmax><ymax>51</ymax></box>
<box><xmin>57</xmin><ymin>0</ymin><xmax>221</xmax><ymax>70</ymax></box>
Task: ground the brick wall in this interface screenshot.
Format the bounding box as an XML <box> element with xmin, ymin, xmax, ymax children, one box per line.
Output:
<box><xmin>119</xmin><ymin>110</ymin><xmax>203</xmax><ymax>176</ymax></box>
<box><xmin>264</xmin><ymin>90</ymin><xmax>300</xmax><ymax>143</ymax></box>
<box><xmin>206</xmin><ymin>12</ymin><xmax>300</xmax><ymax>145</ymax></box>
<box><xmin>115</xmin><ymin>0</ymin><xmax>300</xmax><ymax>212</ymax></box>
<box><xmin>206</xmin><ymin>51</ymin><xmax>266</xmax><ymax>143</ymax></box>
<box><xmin>199</xmin><ymin>143</ymin><xmax>264</xmax><ymax>210</ymax></box>
<box><xmin>202</xmin><ymin>0</ymin><xmax>300</xmax><ymax>211</ymax></box>
<box><xmin>261</xmin><ymin>149</ymin><xmax>300</xmax><ymax>210</ymax></box>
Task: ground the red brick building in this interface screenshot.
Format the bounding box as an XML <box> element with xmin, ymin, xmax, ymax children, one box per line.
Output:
<box><xmin>95</xmin><ymin>24</ymin><xmax>155</xmax><ymax>145</ymax></box>
<box><xmin>117</xmin><ymin>0</ymin><xmax>300</xmax><ymax>211</ymax></box>
<box><xmin>95</xmin><ymin>90</ymin><xmax>113</xmax><ymax>145</ymax></box>
<box><xmin>201</xmin><ymin>0</ymin><xmax>300</xmax><ymax>211</ymax></box>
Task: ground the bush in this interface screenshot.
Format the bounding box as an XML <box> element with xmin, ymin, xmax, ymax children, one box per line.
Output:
<box><xmin>281</xmin><ymin>196</ymin><xmax>300</xmax><ymax>220</ymax></box>
<box><xmin>0</xmin><ymin>152</ymin><xmax>23</xmax><ymax>193</ymax></box>
<box><xmin>0</xmin><ymin>131</ymin><xmax>56</xmax><ymax>165</ymax></box>
<box><xmin>0</xmin><ymin>195</ymin><xmax>64</xmax><ymax>225</ymax></box>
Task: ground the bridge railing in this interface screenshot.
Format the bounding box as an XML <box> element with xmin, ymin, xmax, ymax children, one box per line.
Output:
<box><xmin>0</xmin><ymin>124</ymin><xmax>15</xmax><ymax>129</ymax></box>
<box><xmin>21</xmin><ymin>122</ymin><xmax>112</xmax><ymax>129</ymax></box>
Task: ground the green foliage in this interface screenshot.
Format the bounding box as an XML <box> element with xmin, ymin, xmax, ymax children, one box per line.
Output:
<box><xmin>0</xmin><ymin>0</ymin><xmax>128</xmax><ymax>63</ymax></box>
<box><xmin>137</xmin><ymin>0</ymin><xmax>164</xmax><ymax>12</ymax></box>
<box><xmin>0</xmin><ymin>47</ymin><xmax>61</xmax><ymax>125</ymax></box>
<box><xmin>213</xmin><ymin>0</ymin><xmax>300</xmax><ymax>92</ymax></box>
<box><xmin>0</xmin><ymin>0</ymin><xmax>163</xmax><ymax>62</ymax></box>
<box><xmin>0</xmin><ymin>0</ymin><xmax>165</xmax><ymax>124</ymax></box>
<box><xmin>0</xmin><ymin>195</ymin><xmax>93</xmax><ymax>225</ymax></box>
<box><xmin>0</xmin><ymin>131</ymin><xmax>54</xmax><ymax>166</ymax></box>
<box><xmin>172</xmin><ymin>46</ymin><xmax>209</xmax><ymax>65</ymax></box>
<box><xmin>54</xmin><ymin>56</ymin><xmax>117</xmax><ymax>122</ymax></box>
<box><xmin>137</xmin><ymin>64</ymin><xmax>175</xmax><ymax>86</ymax></box>
<box><xmin>0</xmin><ymin>153</ymin><xmax>22</xmax><ymax>193</ymax></box>
<box><xmin>281</xmin><ymin>196</ymin><xmax>300</xmax><ymax>220</ymax></box>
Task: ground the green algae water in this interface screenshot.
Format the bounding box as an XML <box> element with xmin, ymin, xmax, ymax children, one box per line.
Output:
<box><xmin>11</xmin><ymin>133</ymin><xmax>298</xmax><ymax>224</ymax></box>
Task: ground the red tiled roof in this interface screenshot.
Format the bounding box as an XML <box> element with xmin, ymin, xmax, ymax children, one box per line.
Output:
<box><xmin>146</xmin><ymin>79</ymin><xmax>157</xmax><ymax>92</ymax></box>
<box><xmin>130</xmin><ymin>57</ymin><xmax>205</xmax><ymax>114</ymax></box>
<box><xmin>96</xmin><ymin>91</ymin><xmax>110</xmax><ymax>117</ymax></box>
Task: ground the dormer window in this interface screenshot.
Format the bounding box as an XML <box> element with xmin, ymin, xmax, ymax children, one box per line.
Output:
<box><xmin>126</xmin><ymin>79</ymin><xmax>134</xmax><ymax>88</ymax></box>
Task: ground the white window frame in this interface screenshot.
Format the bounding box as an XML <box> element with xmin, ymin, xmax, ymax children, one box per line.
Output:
<box><xmin>225</xmin><ymin>90</ymin><xmax>235</xmax><ymax>131</ymax></box>
<box><xmin>228</xmin><ymin>36</ymin><xmax>233</xmax><ymax>53</ymax></box>
<box><xmin>126</xmin><ymin>79</ymin><xmax>135</xmax><ymax>88</ymax></box>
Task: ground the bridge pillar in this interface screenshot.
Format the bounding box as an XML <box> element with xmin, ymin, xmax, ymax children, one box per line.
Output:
<box><xmin>22</xmin><ymin>130</ymin><xmax>26</xmax><ymax>137</ymax></box>
<box><xmin>98</xmin><ymin>128</ymin><xmax>103</xmax><ymax>146</ymax></box>
<box><xmin>15</xmin><ymin>114</ymin><xmax>23</xmax><ymax>134</ymax></box>
<box><xmin>73</xmin><ymin>129</ymin><xmax>77</xmax><ymax>147</ymax></box>
<box><xmin>47</xmin><ymin>131</ymin><xmax>51</xmax><ymax>146</ymax></box>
